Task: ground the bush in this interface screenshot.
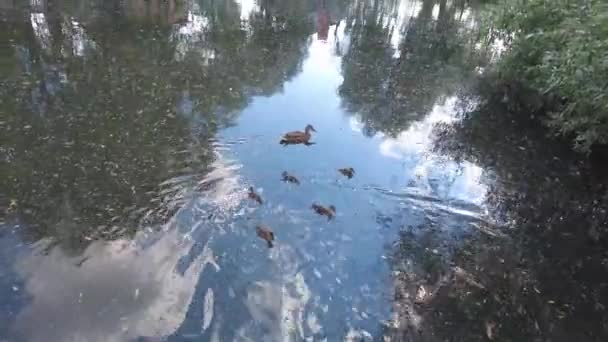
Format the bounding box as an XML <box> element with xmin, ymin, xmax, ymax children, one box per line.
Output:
<box><xmin>491</xmin><ymin>0</ymin><xmax>608</xmax><ymax>152</ymax></box>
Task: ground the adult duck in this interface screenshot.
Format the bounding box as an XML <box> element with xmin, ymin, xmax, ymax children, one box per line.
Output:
<box><xmin>280</xmin><ymin>124</ymin><xmax>316</xmax><ymax>146</ymax></box>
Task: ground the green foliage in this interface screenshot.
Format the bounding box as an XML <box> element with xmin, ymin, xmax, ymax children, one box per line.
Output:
<box><xmin>491</xmin><ymin>0</ymin><xmax>608</xmax><ymax>151</ymax></box>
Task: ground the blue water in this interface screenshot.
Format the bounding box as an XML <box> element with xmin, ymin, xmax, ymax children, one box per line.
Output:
<box><xmin>0</xmin><ymin>1</ymin><xmax>491</xmax><ymax>340</ymax></box>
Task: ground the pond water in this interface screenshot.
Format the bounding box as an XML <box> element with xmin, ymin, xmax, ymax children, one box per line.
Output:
<box><xmin>1</xmin><ymin>0</ymin><xmax>607</xmax><ymax>341</ymax></box>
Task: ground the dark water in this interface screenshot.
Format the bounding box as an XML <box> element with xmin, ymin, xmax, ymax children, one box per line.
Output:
<box><xmin>1</xmin><ymin>0</ymin><xmax>607</xmax><ymax>341</ymax></box>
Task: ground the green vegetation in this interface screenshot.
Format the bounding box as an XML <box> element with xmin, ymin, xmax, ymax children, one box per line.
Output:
<box><xmin>489</xmin><ymin>0</ymin><xmax>608</xmax><ymax>151</ymax></box>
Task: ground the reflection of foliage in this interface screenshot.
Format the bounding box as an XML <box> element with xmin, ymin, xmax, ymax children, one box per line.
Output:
<box><xmin>339</xmin><ymin>0</ymin><xmax>487</xmax><ymax>137</ymax></box>
<box><xmin>0</xmin><ymin>0</ymin><xmax>316</xmax><ymax>253</ymax></box>
<box><xmin>387</xmin><ymin>210</ymin><xmax>608</xmax><ymax>340</ymax></box>
<box><xmin>391</xmin><ymin>231</ymin><xmax>547</xmax><ymax>341</ymax></box>
<box><xmin>1</xmin><ymin>34</ymin><xmax>214</xmax><ymax>253</ymax></box>
<box><xmin>226</xmin><ymin>1</ymin><xmax>315</xmax><ymax>97</ymax></box>
<box><xmin>413</xmin><ymin>83</ymin><xmax>608</xmax><ymax>341</ymax></box>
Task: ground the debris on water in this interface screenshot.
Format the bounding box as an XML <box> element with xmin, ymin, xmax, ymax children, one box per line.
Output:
<box><xmin>202</xmin><ymin>288</ymin><xmax>214</xmax><ymax>332</ymax></box>
<box><xmin>314</xmin><ymin>268</ymin><xmax>322</xmax><ymax>279</ymax></box>
<box><xmin>344</xmin><ymin>328</ymin><xmax>372</xmax><ymax>341</ymax></box>
<box><xmin>201</xmin><ymin>245</ymin><xmax>220</xmax><ymax>272</ymax></box>
<box><xmin>415</xmin><ymin>285</ymin><xmax>428</xmax><ymax>303</ymax></box>
<box><xmin>453</xmin><ymin>266</ymin><xmax>485</xmax><ymax>290</ymax></box>
<box><xmin>306</xmin><ymin>313</ymin><xmax>322</xmax><ymax>334</ymax></box>
<box><xmin>340</xmin><ymin>234</ymin><xmax>352</xmax><ymax>241</ymax></box>
<box><xmin>485</xmin><ymin>320</ymin><xmax>496</xmax><ymax>340</ymax></box>
<box><xmin>8</xmin><ymin>199</ymin><xmax>18</xmax><ymax>212</ymax></box>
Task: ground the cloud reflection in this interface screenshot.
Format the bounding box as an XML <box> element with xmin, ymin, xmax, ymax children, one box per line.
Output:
<box><xmin>377</xmin><ymin>97</ymin><xmax>487</xmax><ymax>204</ymax></box>
<box><xmin>10</xmin><ymin>151</ymin><xmax>242</xmax><ymax>342</ymax></box>
<box><xmin>12</xmin><ymin>227</ymin><xmax>211</xmax><ymax>342</ymax></box>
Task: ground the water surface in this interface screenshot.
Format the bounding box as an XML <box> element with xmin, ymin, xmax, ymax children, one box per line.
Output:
<box><xmin>2</xmin><ymin>0</ymin><xmax>607</xmax><ymax>341</ymax></box>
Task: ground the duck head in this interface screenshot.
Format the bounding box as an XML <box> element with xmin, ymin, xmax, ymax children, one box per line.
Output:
<box><xmin>305</xmin><ymin>124</ymin><xmax>317</xmax><ymax>134</ymax></box>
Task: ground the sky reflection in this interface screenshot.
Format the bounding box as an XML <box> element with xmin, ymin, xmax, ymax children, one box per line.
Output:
<box><xmin>1</xmin><ymin>0</ymin><xmax>491</xmax><ymax>340</ymax></box>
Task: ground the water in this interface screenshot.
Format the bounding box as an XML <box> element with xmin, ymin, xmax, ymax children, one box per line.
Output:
<box><xmin>1</xmin><ymin>0</ymin><xmax>607</xmax><ymax>341</ymax></box>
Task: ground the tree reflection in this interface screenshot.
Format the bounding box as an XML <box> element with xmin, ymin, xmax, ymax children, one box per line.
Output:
<box><xmin>339</xmin><ymin>0</ymin><xmax>484</xmax><ymax>137</ymax></box>
<box><xmin>1</xmin><ymin>0</ymin><xmax>317</xmax><ymax>253</ymax></box>
<box><xmin>383</xmin><ymin>82</ymin><xmax>608</xmax><ymax>340</ymax></box>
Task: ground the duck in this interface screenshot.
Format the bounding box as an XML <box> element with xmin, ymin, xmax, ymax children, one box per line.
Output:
<box><xmin>248</xmin><ymin>187</ymin><xmax>263</xmax><ymax>204</ymax></box>
<box><xmin>280</xmin><ymin>124</ymin><xmax>316</xmax><ymax>146</ymax></box>
<box><xmin>311</xmin><ymin>203</ymin><xmax>336</xmax><ymax>221</ymax></box>
<box><xmin>338</xmin><ymin>167</ymin><xmax>355</xmax><ymax>179</ymax></box>
<box><xmin>281</xmin><ymin>171</ymin><xmax>300</xmax><ymax>185</ymax></box>
<box><xmin>256</xmin><ymin>225</ymin><xmax>274</xmax><ymax>248</ymax></box>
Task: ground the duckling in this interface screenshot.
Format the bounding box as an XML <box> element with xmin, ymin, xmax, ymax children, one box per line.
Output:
<box><xmin>338</xmin><ymin>167</ymin><xmax>355</xmax><ymax>179</ymax></box>
<box><xmin>281</xmin><ymin>171</ymin><xmax>300</xmax><ymax>185</ymax></box>
<box><xmin>311</xmin><ymin>203</ymin><xmax>336</xmax><ymax>221</ymax></box>
<box><xmin>280</xmin><ymin>124</ymin><xmax>316</xmax><ymax>146</ymax></box>
<box><xmin>256</xmin><ymin>225</ymin><xmax>274</xmax><ymax>248</ymax></box>
<box><xmin>248</xmin><ymin>187</ymin><xmax>263</xmax><ymax>204</ymax></box>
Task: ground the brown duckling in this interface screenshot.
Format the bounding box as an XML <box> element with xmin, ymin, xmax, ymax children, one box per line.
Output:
<box><xmin>248</xmin><ymin>187</ymin><xmax>263</xmax><ymax>204</ymax></box>
<box><xmin>338</xmin><ymin>167</ymin><xmax>355</xmax><ymax>179</ymax></box>
<box><xmin>311</xmin><ymin>203</ymin><xmax>336</xmax><ymax>221</ymax></box>
<box><xmin>280</xmin><ymin>124</ymin><xmax>316</xmax><ymax>146</ymax></box>
<box><xmin>256</xmin><ymin>225</ymin><xmax>274</xmax><ymax>248</ymax></box>
<box><xmin>281</xmin><ymin>171</ymin><xmax>300</xmax><ymax>185</ymax></box>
